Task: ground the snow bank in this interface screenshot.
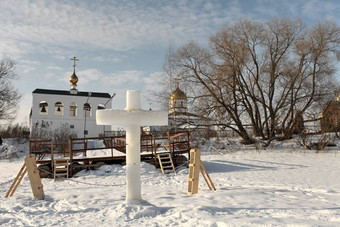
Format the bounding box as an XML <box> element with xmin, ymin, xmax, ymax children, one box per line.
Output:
<box><xmin>0</xmin><ymin>138</ymin><xmax>28</xmax><ymax>160</ymax></box>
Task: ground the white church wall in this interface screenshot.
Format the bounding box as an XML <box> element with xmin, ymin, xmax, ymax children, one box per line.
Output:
<box><xmin>31</xmin><ymin>92</ymin><xmax>112</xmax><ymax>138</ymax></box>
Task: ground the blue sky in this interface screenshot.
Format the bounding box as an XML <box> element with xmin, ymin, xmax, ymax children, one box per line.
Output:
<box><xmin>1</xmin><ymin>0</ymin><xmax>339</xmax><ymax>125</ymax></box>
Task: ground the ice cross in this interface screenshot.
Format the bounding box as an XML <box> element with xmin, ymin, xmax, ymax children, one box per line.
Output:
<box><xmin>96</xmin><ymin>90</ymin><xmax>168</xmax><ymax>201</ymax></box>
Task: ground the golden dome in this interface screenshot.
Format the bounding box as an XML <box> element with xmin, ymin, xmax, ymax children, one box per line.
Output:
<box><xmin>70</xmin><ymin>72</ymin><xmax>78</xmax><ymax>85</ymax></box>
<box><xmin>170</xmin><ymin>87</ymin><xmax>187</xmax><ymax>100</ymax></box>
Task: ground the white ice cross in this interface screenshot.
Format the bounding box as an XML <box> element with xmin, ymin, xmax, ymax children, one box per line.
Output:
<box><xmin>96</xmin><ymin>90</ymin><xmax>168</xmax><ymax>201</ymax></box>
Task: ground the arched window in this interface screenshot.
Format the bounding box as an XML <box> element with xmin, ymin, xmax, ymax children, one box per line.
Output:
<box><xmin>83</xmin><ymin>103</ymin><xmax>92</xmax><ymax>117</ymax></box>
<box><xmin>70</xmin><ymin>102</ymin><xmax>77</xmax><ymax>117</ymax></box>
<box><xmin>55</xmin><ymin>102</ymin><xmax>64</xmax><ymax>116</ymax></box>
<box><xmin>39</xmin><ymin>101</ymin><xmax>48</xmax><ymax>115</ymax></box>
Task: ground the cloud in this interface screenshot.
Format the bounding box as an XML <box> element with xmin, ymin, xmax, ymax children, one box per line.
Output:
<box><xmin>19</xmin><ymin>65</ymin><xmax>35</xmax><ymax>73</ymax></box>
<box><xmin>0</xmin><ymin>0</ymin><xmax>242</xmax><ymax>57</ymax></box>
<box><xmin>60</xmin><ymin>68</ymin><xmax>105</xmax><ymax>86</ymax></box>
<box><xmin>13</xmin><ymin>92</ymin><xmax>31</xmax><ymax>125</ymax></box>
<box><xmin>102</xmin><ymin>70</ymin><xmax>144</xmax><ymax>88</ymax></box>
<box><xmin>46</xmin><ymin>66</ymin><xmax>64</xmax><ymax>71</ymax></box>
<box><xmin>92</xmin><ymin>56</ymin><xmax>122</xmax><ymax>63</ymax></box>
<box><xmin>143</xmin><ymin>71</ymin><xmax>167</xmax><ymax>94</ymax></box>
<box><xmin>302</xmin><ymin>0</ymin><xmax>340</xmax><ymax>21</ymax></box>
<box><xmin>0</xmin><ymin>38</ymin><xmax>26</xmax><ymax>59</ymax></box>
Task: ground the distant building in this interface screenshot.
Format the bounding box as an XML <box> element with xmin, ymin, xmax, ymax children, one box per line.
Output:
<box><xmin>29</xmin><ymin>57</ymin><xmax>113</xmax><ymax>138</ymax></box>
<box><xmin>320</xmin><ymin>97</ymin><xmax>340</xmax><ymax>133</ymax></box>
<box><xmin>167</xmin><ymin>84</ymin><xmax>205</xmax><ymax>132</ymax></box>
<box><xmin>168</xmin><ymin>85</ymin><xmax>189</xmax><ymax>131</ymax></box>
<box><xmin>144</xmin><ymin>82</ymin><xmax>210</xmax><ymax>137</ymax></box>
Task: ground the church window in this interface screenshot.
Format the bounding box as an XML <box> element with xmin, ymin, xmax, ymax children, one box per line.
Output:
<box><xmin>39</xmin><ymin>101</ymin><xmax>48</xmax><ymax>115</ymax></box>
<box><xmin>70</xmin><ymin>102</ymin><xmax>77</xmax><ymax>117</ymax></box>
<box><xmin>55</xmin><ymin>102</ymin><xmax>64</xmax><ymax>116</ymax></box>
<box><xmin>83</xmin><ymin>103</ymin><xmax>92</xmax><ymax>117</ymax></box>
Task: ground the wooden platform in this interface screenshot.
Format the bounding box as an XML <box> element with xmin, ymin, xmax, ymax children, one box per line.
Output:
<box><xmin>30</xmin><ymin>131</ymin><xmax>191</xmax><ymax>176</ymax></box>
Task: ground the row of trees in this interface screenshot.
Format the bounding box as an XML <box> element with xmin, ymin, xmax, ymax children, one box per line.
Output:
<box><xmin>0</xmin><ymin>58</ymin><xmax>21</xmax><ymax>122</ymax></box>
<box><xmin>164</xmin><ymin>18</ymin><xmax>340</xmax><ymax>144</ymax></box>
<box><xmin>30</xmin><ymin>122</ymin><xmax>77</xmax><ymax>142</ymax></box>
<box><xmin>0</xmin><ymin>123</ymin><xmax>29</xmax><ymax>138</ymax></box>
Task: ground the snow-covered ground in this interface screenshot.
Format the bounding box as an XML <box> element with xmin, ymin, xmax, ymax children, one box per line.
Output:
<box><xmin>0</xmin><ymin>138</ymin><xmax>339</xmax><ymax>226</ymax></box>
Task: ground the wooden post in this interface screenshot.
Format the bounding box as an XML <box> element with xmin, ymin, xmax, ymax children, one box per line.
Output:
<box><xmin>152</xmin><ymin>134</ymin><xmax>158</xmax><ymax>166</ymax></box>
<box><xmin>110</xmin><ymin>137</ymin><xmax>114</xmax><ymax>157</ymax></box>
<box><xmin>50</xmin><ymin>139</ymin><xmax>54</xmax><ymax>171</ymax></box>
<box><xmin>187</xmin><ymin>149</ymin><xmax>201</xmax><ymax>195</ymax></box>
<box><xmin>29</xmin><ymin>140</ymin><xmax>32</xmax><ymax>155</ymax></box>
<box><xmin>68</xmin><ymin>139</ymin><xmax>73</xmax><ymax>176</ymax></box>
<box><xmin>84</xmin><ymin>138</ymin><xmax>87</xmax><ymax>156</ymax></box>
<box><xmin>69</xmin><ymin>139</ymin><xmax>73</xmax><ymax>161</ymax></box>
<box><xmin>167</xmin><ymin>131</ymin><xmax>171</xmax><ymax>153</ymax></box>
<box><xmin>25</xmin><ymin>155</ymin><xmax>45</xmax><ymax>200</ymax></box>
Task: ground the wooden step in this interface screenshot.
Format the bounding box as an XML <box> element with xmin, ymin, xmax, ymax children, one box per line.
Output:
<box><xmin>54</xmin><ymin>178</ymin><xmax>68</xmax><ymax>181</ymax></box>
<box><xmin>55</xmin><ymin>168</ymin><xmax>68</xmax><ymax>171</ymax></box>
<box><xmin>55</xmin><ymin>164</ymin><xmax>68</xmax><ymax>167</ymax></box>
<box><xmin>54</xmin><ymin>173</ymin><xmax>67</xmax><ymax>176</ymax></box>
<box><xmin>164</xmin><ymin>170</ymin><xmax>174</xmax><ymax>173</ymax></box>
<box><xmin>161</xmin><ymin>161</ymin><xmax>172</xmax><ymax>164</ymax></box>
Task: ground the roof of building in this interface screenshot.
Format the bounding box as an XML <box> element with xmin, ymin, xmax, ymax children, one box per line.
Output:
<box><xmin>70</xmin><ymin>72</ymin><xmax>78</xmax><ymax>86</ymax></box>
<box><xmin>32</xmin><ymin>88</ymin><xmax>111</xmax><ymax>98</ymax></box>
<box><xmin>170</xmin><ymin>87</ymin><xmax>187</xmax><ymax>100</ymax></box>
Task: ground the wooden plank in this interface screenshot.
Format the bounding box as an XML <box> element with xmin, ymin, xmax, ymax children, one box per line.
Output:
<box><xmin>199</xmin><ymin>168</ymin><xmax>212</xmax><ymax>190</ymax></box>
<box><xmin>200</xmin><ymin>160</ymin><xmax>216</xmax><ymax>191</ymax></box>
<box><xmin>25</xmin><ymin>155</ymin><xmax>45</xmax><ymax>200</ymax></box>
<box><xmin>5</xmin><ymin>163</ymin><xmax>27</xmax><ymax>198</ymax></box>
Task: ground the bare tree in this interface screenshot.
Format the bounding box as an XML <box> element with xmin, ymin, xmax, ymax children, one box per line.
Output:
<box><xmin>166</xmin><ymin>18</ymin><xmax>340</xmax><ymax>144</ymax></box>
<box><xmin>0</xmin><ymin>58</ymin><xmax>21</xmax><ymax>121</ymax></box>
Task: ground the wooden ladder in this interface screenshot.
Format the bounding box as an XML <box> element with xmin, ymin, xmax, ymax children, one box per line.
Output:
<box><xmin>53</xmin><ymin>159</ymin><xmax>69</xmax><ymax>180</ymax></box>
<box><xmin>157</xmin><ymin>153</ymin><xmax>176</xmax><ymax>174</ymax></box>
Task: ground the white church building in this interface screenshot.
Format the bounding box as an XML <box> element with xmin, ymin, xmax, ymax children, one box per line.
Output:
<box><xmin>30</xmin><ymin>57</ymin><xmax>113</xmax><ymax>138</ymax></box>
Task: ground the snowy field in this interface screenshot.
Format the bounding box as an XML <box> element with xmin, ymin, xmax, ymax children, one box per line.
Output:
<box><xmin>0</xmin><ymin>138</ymin><xmax>340</xmax><ymax>226</ymax></box>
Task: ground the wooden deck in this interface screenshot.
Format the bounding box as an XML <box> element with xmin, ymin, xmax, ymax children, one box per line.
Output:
<box><xmin>29</xmin><ymin>131</ymin><xmax>191</xmax><ymax>176</ymax></box>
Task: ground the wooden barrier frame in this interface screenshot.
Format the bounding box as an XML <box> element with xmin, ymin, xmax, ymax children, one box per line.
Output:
<box><xmin>187</xmin><ymin>149</ymin><xmax>201</xmax><ymax>195</ymax></box>
<box><xmin>187</xmin><ymin>149</ymin><xmax>216</xmax><ymax>195</ymax></box>
<box><xmin>5</xmin><ymin>155</ymin><xmax>45</xmax><ymax>200</ymax></box>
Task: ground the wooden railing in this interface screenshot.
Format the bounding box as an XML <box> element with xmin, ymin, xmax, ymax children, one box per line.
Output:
<box><xmin>29</xmin><ymin>131</ymin><xmax>190</xmax><ymax>165</ymax></box>
<box><xmin>30</xmin><ymin>140</ymin><xmax>69</xmax><ymax>162</ymax></box>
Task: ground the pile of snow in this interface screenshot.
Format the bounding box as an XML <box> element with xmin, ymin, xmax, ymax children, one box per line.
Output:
<box><xmin>0</xmin><ymin>137</ymin><xmax>339</xmax><ymax>226</ymax></box>
<box><xmin>0</xmin><ymin>138</ymin><xmax>29</xmax><ymax>160</ymax></box>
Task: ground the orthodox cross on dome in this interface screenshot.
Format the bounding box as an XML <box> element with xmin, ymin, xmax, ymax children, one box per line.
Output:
<box><xmin>70</xmin><ymin>56</ymin><xmax>79</xmax><ymax>73</ymax></box>
<box><xmin>69</xmin><ymin>56</ymin><xmax>79</xmax><ymax>91</ymax></box>
<box><xmin>175</xmin><ymin>75</ymin><xmax>180</xmax><ymax>89</ymax></box>
<box><xmin>96</xmin><ymin>90</ymin><xmax>168</xmax><ymax>202</ymax></box>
